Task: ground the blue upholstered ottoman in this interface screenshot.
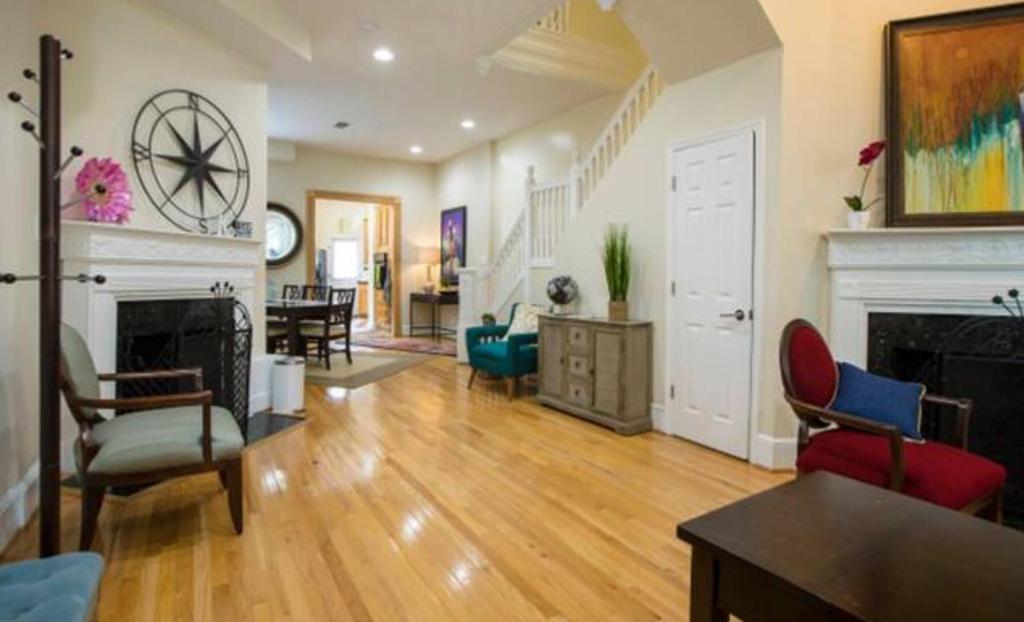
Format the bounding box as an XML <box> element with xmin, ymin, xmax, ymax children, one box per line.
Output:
<box><xmin>0</xmin><ymin>552</ymin><xmax>103</xmax><ymax>621</ymax></box>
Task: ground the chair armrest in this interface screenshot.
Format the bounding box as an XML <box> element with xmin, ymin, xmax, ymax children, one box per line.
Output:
<box><xmin>72</xmin><ymin>391</ymin><xmax>214</xmax><ymax>462</ymax></box>
<box><xmin>98</xmin><ymin>368</ymin><xmax>204</xmax><ymax>390</ymax></box>
<box><xmin>922</xmin><ymin>394</ymin><xmax>972</xmax><ymax>449</ymax></box>
<box><xmin>466</xmin><ymin>324</ymin><xmax>508</xmax><ymax>350</ymax></box>
<box><xmin>506</xmin><ymin>332</ymin><xmax>538</xmax><ymax>359</ymax></box>
<box><xmin>786</xmin><ymin>394</ymin><xmax>905</xmax><ymax>491</ymax></box>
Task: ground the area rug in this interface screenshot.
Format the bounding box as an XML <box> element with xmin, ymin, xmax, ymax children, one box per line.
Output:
<box><xmin>305</xmin><ymin>350</ymin><xmax>431</xmax><ymax>388</ymax></box>
<box><xmin>348</xmin><ymin>335</ymin><xmax>456</xmax><ymax>357</ymax></box>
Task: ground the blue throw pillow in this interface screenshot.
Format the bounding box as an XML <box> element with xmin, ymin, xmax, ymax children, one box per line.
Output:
<box><xmin>830</xmin><ymin>362</ymin><xmax>925</xmax><ymax>440</ymax></box>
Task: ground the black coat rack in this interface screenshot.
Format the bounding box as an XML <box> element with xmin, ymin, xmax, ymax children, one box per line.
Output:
<box><xmin>5</xmin><ymin>35</ymin><xmax>104</xmax><ymax>557</ymax></box>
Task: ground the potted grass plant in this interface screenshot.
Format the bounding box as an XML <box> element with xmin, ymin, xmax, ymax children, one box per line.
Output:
<box><xmin>602</xmin><ymin>223</ymin><xmax>631</xmax><ymax>321</ymax></box>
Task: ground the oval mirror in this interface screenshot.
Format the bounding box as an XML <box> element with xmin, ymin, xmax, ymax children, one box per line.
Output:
<box><xmin>265</xmin><ymin>202</ymin><xmax>302</xmax><ymax>266</ymax></box>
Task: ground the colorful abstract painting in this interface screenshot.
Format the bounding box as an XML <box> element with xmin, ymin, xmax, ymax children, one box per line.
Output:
<box><xmin>888</xmin><ymin>6</ymin><xmax>1024</xmax><ymax>226</ymax></box>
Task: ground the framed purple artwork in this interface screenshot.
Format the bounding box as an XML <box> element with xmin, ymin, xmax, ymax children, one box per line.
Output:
<box><xmin>440</xmin><ymin>206</ymin><xmax>467</xmax><ymax>287</ymax></box>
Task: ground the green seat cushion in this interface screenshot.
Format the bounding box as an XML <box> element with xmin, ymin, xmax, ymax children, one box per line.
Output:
<box><xmin>80</xmin><ymin>406</ymin><xmax>243</xmax><ymax>474</ymax></box>
<box><xmin>0</xmin><ymin>552</ymin><xmax>103</xmax><ymax>622</ymax></box>
<box><xmin>299</xmin><ymin>324</ymin><xmax>346</xmax><ymax>338</ymax></box>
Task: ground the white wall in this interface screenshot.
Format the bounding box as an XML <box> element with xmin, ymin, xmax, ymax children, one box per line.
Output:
<box><xmin>0</xmin><ymin>0</ymin><xmax>44</xmax><ymax>550</ymax></box>
<box><xmin>0</xmin><ymin>0</ymin><xmax>269</xmax><ymax>549</ymax></box>
<box><xmin>51</xmin><ymin>0</ymin><xmax>269</xmax><ymax>343</ymax></box>
<box><xmin>435</xmin><ymin>91</ymin><xmax>623</xmax><ymax>303</ymax></box>
<box><xmin>267</xmin><ymin>145</ymin><xmax>438</xmax><ymax>331</ymax></box>
<box><xmin>752</xmin><ymin>0</ymin><xmax>1012</xmax><ymax>439</ymax></box>
<box><xmin>492</xmin><ymin>92</ymin><xmax>623</xmax><ymax>251</ymax></box>
<box><xmin>437</xmin><ymin>143</ymin><xmax>493</xmax><ymax>268</ymax></box>
<box><xmin>549</xmin><ymin>49</ymin><xmax>782</xmax><ymax>435</ymax></box>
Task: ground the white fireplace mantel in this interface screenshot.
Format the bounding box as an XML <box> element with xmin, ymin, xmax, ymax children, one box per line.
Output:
<box><xmin>825</xmin><ymin>227</ymin><xmax>1024</xmax><ymax>365</ymax></box>
<box><xmin>60</xmin><ymin>220</ymin><xmax>265</xmax><ymax>420</ymax></box>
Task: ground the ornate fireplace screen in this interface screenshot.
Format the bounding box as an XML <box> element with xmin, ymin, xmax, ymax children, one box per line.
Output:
<box><xmin>912</xmin><ymin>312</ymin><xmax>1024</xmax><ymax>436</ymax></box>
<box><xmin>116</xmin><ymin>297</ymin><xmax>252</xmax><ymax>440</ymax></box>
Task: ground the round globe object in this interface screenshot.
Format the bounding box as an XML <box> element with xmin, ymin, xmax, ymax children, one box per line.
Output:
<box><xmin>546</xmin><ymin>275</ymin><xmax>579</xmax><ymax>306</ymax></box>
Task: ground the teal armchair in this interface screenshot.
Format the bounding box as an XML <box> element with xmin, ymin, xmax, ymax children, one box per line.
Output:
<box><xmin>466</xmin><ymin>303</ymin><xmax>538</xmax><ymax>399</ymax></box>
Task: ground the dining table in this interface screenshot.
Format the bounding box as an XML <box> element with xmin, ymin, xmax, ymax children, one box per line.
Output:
<box><xmin>266</xmin><ymin>298</ymin><xmax>330</xmax><ymax>356</ymax></box>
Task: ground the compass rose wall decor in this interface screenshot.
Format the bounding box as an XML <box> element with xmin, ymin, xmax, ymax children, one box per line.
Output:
<box><xmin>131</xmin><ymin>89</ymin><xmax>250</xmax><ymax>233</ymax></box>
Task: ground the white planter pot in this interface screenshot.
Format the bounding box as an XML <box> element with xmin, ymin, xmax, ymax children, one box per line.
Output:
<box><xmin>847</xmin><ymin>210</ymin><xmax>872</xmax><ymax>230</ymax></box>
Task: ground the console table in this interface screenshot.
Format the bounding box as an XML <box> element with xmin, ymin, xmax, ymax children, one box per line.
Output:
<box><xmin>536</xmin><ymin>315</ymin><xmax>652</xmax><ymax>434</ymax></box>
<box><xmin>676</xmin><ymin>472</ymin><xmax>1024</xmax><ymax>622</ymax></box>
<box><xmin>409</xmin><ymin>291</ymin><xmax>458</xmax><ymax>339</ymax></box>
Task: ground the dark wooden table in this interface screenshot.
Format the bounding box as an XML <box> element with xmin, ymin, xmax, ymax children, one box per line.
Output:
<box><xmin>266</xmin><ymin>299</ymin><xmax>329</xmax><ymax>356</ymax></box>
<box><xmin>676</xmin><ymin>472</ymin><xmax>1024</xmax><ymax>622</ymax></box>
<box><xmin>408</xmin><ymin>291</ymin><xmax>459</xmax><ymax>339</ymax></box>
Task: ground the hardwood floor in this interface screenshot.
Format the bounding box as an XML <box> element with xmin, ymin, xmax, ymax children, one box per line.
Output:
<box><xmin>2</xmin><ymin>357</ymin><xmax>790</xmax><ymax>621</ymax></box>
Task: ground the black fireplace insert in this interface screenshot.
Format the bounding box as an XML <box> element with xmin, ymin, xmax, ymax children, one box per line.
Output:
<box><xmin>867</xmin><ymin>312</ymin><xmax>1024</xmax><ymax>528</ymax></box>
<box><xmin>116</xmin><ymin>297</ymin><xmax>252</xmax><ymax>439</ymax></box>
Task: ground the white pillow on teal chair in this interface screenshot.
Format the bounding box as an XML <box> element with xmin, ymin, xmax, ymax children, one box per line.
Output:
<box><xmin>503</xmin><ymin>304</ymin><xmax>545</xmax><ymax>339</ymax></box>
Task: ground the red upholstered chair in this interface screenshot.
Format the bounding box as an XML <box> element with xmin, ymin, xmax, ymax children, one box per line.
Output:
<box><xmin>779</xmin><ymin>319</ymin><xmax>1005</xmax><ymax>521</ymax></box>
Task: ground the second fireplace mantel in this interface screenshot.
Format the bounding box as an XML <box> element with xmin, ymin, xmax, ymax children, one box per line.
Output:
<box><xmin>824</xmin><ymin>227</ymin><xmax>1024</xmax><ymax>366</ymax></box>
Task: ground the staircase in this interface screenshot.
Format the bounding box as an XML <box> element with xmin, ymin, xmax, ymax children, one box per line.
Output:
<box><xmin>456</xmin><ymin>64</ymin><xmax>664</xmax><ymax>360</ymax></box>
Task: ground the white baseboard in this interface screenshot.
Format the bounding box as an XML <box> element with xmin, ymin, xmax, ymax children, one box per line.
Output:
<box><xmin>0</xmin><ymin>462</ymin><xmax>39</xmax><ymax>552</ymax></box>
<box><xmin>750</xmin><ymin>433</ymin><xmax>797</xmax><ymax>470</ymax></box>
<box><xmin>650</xmin><ymin>403</ymin><xmax>667</xmax><ymax>433</ymax></box>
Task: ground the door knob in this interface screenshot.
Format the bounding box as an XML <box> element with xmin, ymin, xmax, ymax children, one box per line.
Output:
<box><xmin>720</xmin><ymin>309</ymin><xmax>746</xmax><ymax>321</ymax></box>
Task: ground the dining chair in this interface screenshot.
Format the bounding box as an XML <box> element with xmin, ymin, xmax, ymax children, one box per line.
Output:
<box><xmin>779</xmin><ymin>318</ymin><xmax>1005</xmax><ymax>520</ymax></box>
<box><xmin>268</xmin><ymin>285</ymin><xmax>300</xmax><ymax>352</ymax></box>
<box><xmin>302</xmin><ymin>284</ymin><xmax>329</xmax><ymax>301</ymax></box>
<box><xmin>59</xmin><ymin>324</ymin><xmax>244</xmax><ymax>550</ymax></box>
<box><xmin>301</xmin><ymin>288</ymin><xmax>356</xmax><ymax>369</ymax></box>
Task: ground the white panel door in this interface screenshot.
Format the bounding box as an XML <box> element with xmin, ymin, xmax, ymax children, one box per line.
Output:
<box><xmin>669</xmin><ymin>130</ymin><xmax>755</xmax><ymax>459</ymax></box>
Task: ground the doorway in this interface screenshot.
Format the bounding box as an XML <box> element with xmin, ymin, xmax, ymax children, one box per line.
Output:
<box><xmin>666</xmin><ymin>125</ymin><xmax>762</xmax><ymax>460</ymax></box>
<box><xmin>305</xmin><ymin>190</ymin><xmax>402</xmax><ymax>337</ymax></box>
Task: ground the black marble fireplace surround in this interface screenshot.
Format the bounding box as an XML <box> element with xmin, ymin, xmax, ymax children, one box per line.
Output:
<box><xmin>867</xmin><ymin>312</ymin><xmax>1024</xmax><ymax>528</ymax></box>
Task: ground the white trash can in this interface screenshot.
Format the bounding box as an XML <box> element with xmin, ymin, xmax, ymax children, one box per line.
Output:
<box><xmin>272</xmin><ymin>356</ymin><xmax>305</xmax><ymax>414</ymax></box>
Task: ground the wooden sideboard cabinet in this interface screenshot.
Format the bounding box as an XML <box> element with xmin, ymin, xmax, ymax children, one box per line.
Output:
<box><xmin>537</xmin><ymin>315</ymin><xmax>653</xmax><ymax>435</ymax></box>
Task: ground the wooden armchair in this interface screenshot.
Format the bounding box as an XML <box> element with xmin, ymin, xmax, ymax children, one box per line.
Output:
<box><xmin>779</xmin><ymin>319</ymin><xmax>1005</xmax><ymax>520</ymax></box>
<box><xmin>59</xmin><ymin>324</ymin><xmax>244</xmax><ymax>550</ymax></box>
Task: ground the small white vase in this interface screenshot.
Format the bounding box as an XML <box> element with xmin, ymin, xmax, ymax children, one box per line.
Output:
<box><xmin>846</xmin><ymin>210</ymin><xmax>872</xmax><ymax>230</ymax></box>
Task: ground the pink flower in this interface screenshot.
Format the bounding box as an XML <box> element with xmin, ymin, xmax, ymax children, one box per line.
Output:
<box><xmin>858</xmin><ymin>140</ymin><xmax>886</xmax><ymax>167</ymax></box>
<box><xmin>74</xmin><ymin>157</ymin><xmax>133</xmax><ymax>224</ymax></box>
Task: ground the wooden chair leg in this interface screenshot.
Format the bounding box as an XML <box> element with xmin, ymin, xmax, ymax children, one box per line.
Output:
<box><xmin>218</xmin><ymin>468</ymin><xmax>228</xmax><ymax>489</ymax></box>
<box><xmin>79</xmin><ymin>484</ymin><xmax>106</xmax><ymax>551</ymax></box>
<box><xmin>467</xmin><ymin>368</ymin><xmax>478</xmax><ymax>389</ymax></box>
<box><xmin>325</xmin><ymin>338</ymin><xmax>332</xmax><ymax>371</ymax></box>
<box><xmin>345</xmin><ymin>332</ymin><xmax>352</xmax><ymax>365</ymax></box>
<box><xmin>506</xmin><ymin>376</ymin><xmax>516</xmax><ymax>400</ymax></box>
<box><xmin>225</xmin><ymin>459</ymin><xmax>244</xmax><ymax>535</ymax></box>
<box><xmin>990</xmin><ymin>488</ymin><xmax>1004</xmax><ymax>524</ymax></box>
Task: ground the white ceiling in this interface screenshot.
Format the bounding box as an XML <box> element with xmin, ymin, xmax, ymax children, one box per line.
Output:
<box><xmin>151</xmin><ymin>0</ymin><xmax>613</xmax><ymax>163</ymax></box>
<box><xmin>270</xmin><ymin>0</ymin><xmax>616</xmax><ymax>162</ymax></box>
<box><xmin>618</xmin><ymin>0</ymin><xmax>778</xmax><ymax>85</ymax></box>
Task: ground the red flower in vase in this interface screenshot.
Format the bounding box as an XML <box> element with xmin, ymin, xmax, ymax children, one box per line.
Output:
<box><xmin>858</xmin><ymin>140</ymin><xmax>886</xmax><ymax>167</ymax></box>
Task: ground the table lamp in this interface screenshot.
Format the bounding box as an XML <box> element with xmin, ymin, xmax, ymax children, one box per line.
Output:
<box><xmin>418</xmin><ymin>247</ymin><xmax>441</xmax><ymax>294</ymax></box>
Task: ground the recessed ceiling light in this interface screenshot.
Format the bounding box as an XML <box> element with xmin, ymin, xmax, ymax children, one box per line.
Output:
<box><xmin>460</xmin><ymin>119</ymin><xmax>476</xmax><ymax>129</ymax></box>
<box><xmin>373</xmin><ymin>47</ymin><xmax>395</xmax><ymax>63</ymax></box>
<box><xmin>409</xmin><ymin>145</ymin><xmax>423</xmax><ymax>155</ymax></box>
